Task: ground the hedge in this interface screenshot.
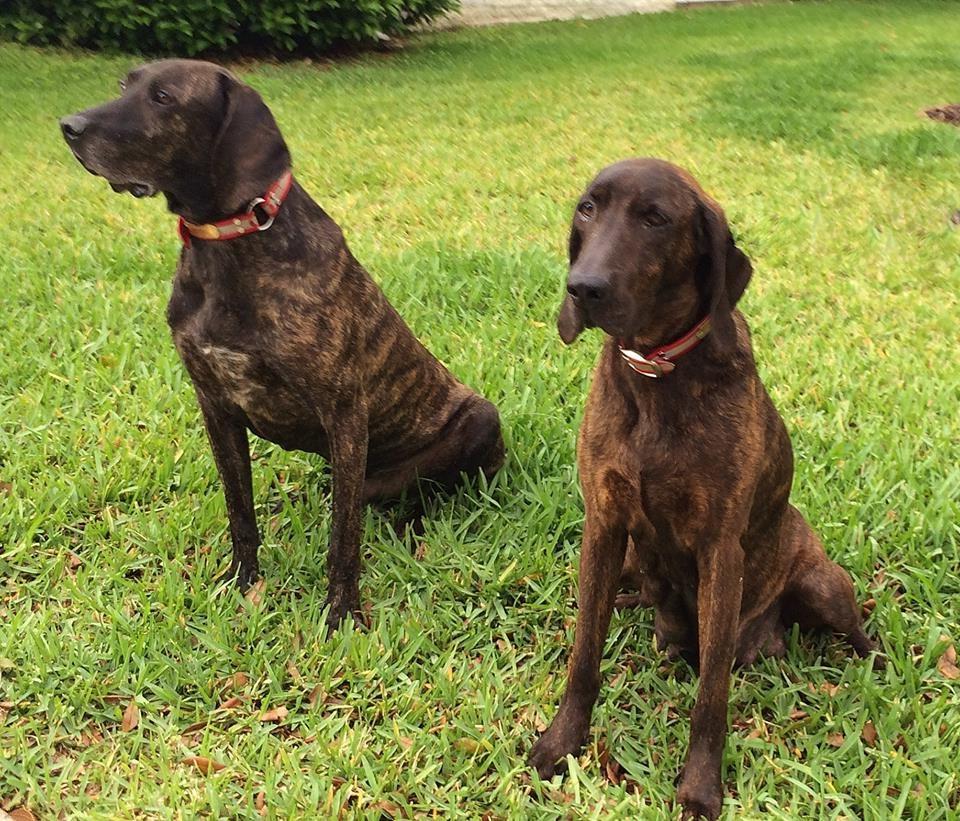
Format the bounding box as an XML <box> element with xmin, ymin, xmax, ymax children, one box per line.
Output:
<box><xmin>0</xmin><ymin>0</ymin><xmax>459</xmax><ymax>56</ymax></box>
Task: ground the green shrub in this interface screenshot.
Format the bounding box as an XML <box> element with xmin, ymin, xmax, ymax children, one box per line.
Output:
<box><xmin>0</xmin><ymin>0</ymin><xmax>458</xmax><ymax>56</ymax></box>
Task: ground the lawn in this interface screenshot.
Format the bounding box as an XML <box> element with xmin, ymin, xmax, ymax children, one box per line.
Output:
<box><xmin>1</xmin><ymin>0</ymin><xmax>959</xmax><ymax>817</ymax></box>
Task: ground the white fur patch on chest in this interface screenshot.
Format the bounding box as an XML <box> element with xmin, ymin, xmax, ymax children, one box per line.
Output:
<box><xmin>198</xmin><ymin>345</ymin><xmax>270</xmax><ymax>413</ymax></box>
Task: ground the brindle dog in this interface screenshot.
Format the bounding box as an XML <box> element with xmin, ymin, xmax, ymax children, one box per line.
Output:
<box><xmin>528</xmin><ymin>158</ymin><xmax>877</xmax><ymax>819</ymax></box>
<box><xmin>60</xmin><ymin>60</ymin><xmax>504</xmax><ymax>628</ymax></box>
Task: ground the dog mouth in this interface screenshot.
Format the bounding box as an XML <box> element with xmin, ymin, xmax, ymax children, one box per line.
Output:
<box><xmin>67</xmin><ymin>148</ymin><xmax>156</xmax><ymax>198</ymax></box>
<box><xmin>577</xmin><ymin>303</ymin><xmax>623</xmax><ymax>336</ymax></box>
<box><xmin>108</xmin><ymin>181</ymin><xmax>157</xmax><ymax>198</ymax></box>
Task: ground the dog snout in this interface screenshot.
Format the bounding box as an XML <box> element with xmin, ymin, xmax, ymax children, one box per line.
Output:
<box><xmin>60</xmin><ymin>114</ymin><xmax>89</xmax><ymax>142</ymax></box>
<box><xmin>566</xmin><ymin>276</ymin><xmax>610</xmax><ymax>305</ymax></box>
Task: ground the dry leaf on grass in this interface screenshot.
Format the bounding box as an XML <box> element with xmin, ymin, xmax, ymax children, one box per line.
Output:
<box><xmin>827</xmin><ymin>732</ymin><xmax>845</xmax><ymax>748</ymax></box>
<box><xmin>598</xmin><ymin>740</ymin><xmax>621</xmax><ymax>786</ymax></box>
<box><xmin>121</xmin><ymin>700</ymin><xmax>140</xmax><ymax>732</ymax></box>
<box><xmin>218</xmin><ymin>696</ymin><xmax>242</xmax><ymax>711</ymax></box>
<box><xmin>8</xmin><ymin>809</ymin><xmax>38</xmax><ymax>821</ymax></box>
<box><xmin>937</xmin><ymin>638</ymin><xmax>959</xmax><ymax>680</ymax></box>
<box><xmin>861</xmin><ymin>721</ymin><xmax>878</xmax><ymax>747</ymax></box>
<box><xmin>374</xmin><ymin>800</ymin><xmax>401</xmax><ymax>818</ymax></box>
<box><xmin>286</xmin><ymin>661</ymin><xmax>303</xmax><ymax>686</ymax></box>
<box><xmin>181</xmin><ymin>756</ymin><xmax>226</xmax><ymax>774</ymax></box>
<box><xmin>259</xmin><ymin>705</ymin><xmax>288</xmax><ymax>723</ymax></box>
<box><xmin>732</xmin><ymin>716</ymin><xmax>762</xmax><ymax>739</ymax></box>
<box><xmin>255</xmin><ymin>790</ymin><xmax>266</xmax><ymax>814</ymax></box>
<box><xmin>228</xmin><ymin>672</ymin><xmax>249</xmax><ymax>690</ymax></box>
<box><xmin>596</xmin><ymin>739</ymin><xmax>642</xmax><ymax>793</ymax></box>
<box><xmin>182</xmin><ymin>719</ymin><xmax>209</xmax><ymax>734</ymax></box>
<box><xmin>244</xmin><ymin>580</ymin><xmax>265</xmax><ymax>607</ymax></box>
<box><xmin>924</xmin><ymin>104</ymin><xmax>960</xmax><ymax>125</ymax></box>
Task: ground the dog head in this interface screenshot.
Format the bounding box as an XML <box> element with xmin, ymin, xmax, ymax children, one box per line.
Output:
<box><xmin>557</xmin><ymin>158</ymin><xmax>752</xmax><ymax>353</ymax></box>
<box><xmin>59</xmin><ymin>59</ymin><xmax>290</xmax><ymax>223</ymax></box>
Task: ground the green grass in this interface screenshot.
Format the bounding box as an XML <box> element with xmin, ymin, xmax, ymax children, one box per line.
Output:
<box><xmin>1</xmin><ymin>0</ymin><xmax>959</xmax><ymax>817</ymax></box>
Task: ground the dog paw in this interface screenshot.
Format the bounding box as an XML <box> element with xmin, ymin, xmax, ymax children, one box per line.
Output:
<box><xmin>527</xmin><ymin>719</ymin><xmax>587</xmax><ymax>780</ymax></box>
<box><xmin>216</xmin><ymin>559</ymin><xmax>259</xmax><ymax>591</ymax></box>
<box><xmin>527</xmin><ymin>736</ymin><xmax>568</xmax><ymax>780</ymax></box>
<box><xmin>323</xmin><ymin>596</ymin><xmax>363</xmax><ymax>633</ymax></box>
<box><xmin>849</xmin><ymin>629</ymin><xmax>886</xmax><ymax>669</ymax></box>
<box><xmin>677</xmin><ymin>770</ymin><xmax>722</xmax><ymax>820</ymax></box>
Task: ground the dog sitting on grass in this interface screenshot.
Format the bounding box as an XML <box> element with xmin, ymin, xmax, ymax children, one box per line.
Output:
<box><xmin>60</xmin><ymin>60</ymin><xmax>504</xmax><ymax>628</ymax></box>
<box><xmin>528</xmin><ymin>158</ymin><xmax>879</xmax><ymax>820</ymax></box>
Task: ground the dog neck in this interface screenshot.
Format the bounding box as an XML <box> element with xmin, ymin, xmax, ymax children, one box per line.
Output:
<box><xmin>605</xmin><ymin>310</ymin><xmax>750</xmax><ymax>403</ymax></box>
<box><xmin>177</xmin><ymin>170</ymin><xmax>294</xmax><ymax>248</ymax></box>
<box><xmin>616</xmin><ymin>314</ymin><xmax>712</xmax><ymax>378</ymax></box>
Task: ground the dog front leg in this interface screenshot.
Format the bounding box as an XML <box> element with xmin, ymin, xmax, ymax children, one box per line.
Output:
<box><xmin>324</xmin><ymin>397</ymin><xmax>369</xmax><ymax>630</ymax></box>
<box><xmin>677</xmin><ymin>539</ymin><xmax>744</xmax><ymax>820</ymax></box>
<box><xmin>198</xmin><ymin>396</ymin><xmax>260</xmax><ymax>590</ymax></box>
<box><xmin>528</xmin><ymin>514</ymin><xmax>627</xmax><ymax>778</ymax></box>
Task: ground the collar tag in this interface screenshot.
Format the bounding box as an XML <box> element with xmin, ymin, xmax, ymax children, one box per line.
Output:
<box><xmin>617</xmin><ymin>315</ymin><xmax>711</xmax><ymax>378</ymax></box>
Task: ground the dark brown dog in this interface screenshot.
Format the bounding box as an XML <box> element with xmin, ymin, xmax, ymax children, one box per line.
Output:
<box><xmin>60</xmin><ymin>60</ymin><xmax>504</xmax><ymax>627</ymax></box>
<box><xmin>528</xmin><ymin>158</ymin><xmax>876</xmax><ymax>819</ymax></box>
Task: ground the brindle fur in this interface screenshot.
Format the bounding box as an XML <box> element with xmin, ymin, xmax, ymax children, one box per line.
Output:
<box><xmin>60</xmin><ymin>60</ymin><xmax>504</xmax><ymax>628</ymax></box>
<box><xmin>528</xmin><ymin>159</ymin><xmax>877</xmax><ymax>819</ymax></box>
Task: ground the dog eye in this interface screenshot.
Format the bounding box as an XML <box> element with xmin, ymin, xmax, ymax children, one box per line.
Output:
<box><xmin>577</xmin><ymin>201</ymin><xmax>595</xmax><ymax>220</ymax></box>
<box><xmin>119</xmin><ymin>80</ymin><xmax>127</xmax><ymax>93</ymax></box>
<box><xmin>640</xmin><ymin>210</ymin><xmax>669</xmax><ymax>228</ymax></box>
<box><xmin>152</xmin><ymin>88</ymin><xmax>173</xmax><ymax>105</ymax></box>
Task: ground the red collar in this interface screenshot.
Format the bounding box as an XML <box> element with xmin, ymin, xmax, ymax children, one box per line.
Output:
<box><xmin>617</xmin><ymin>315</ymin><xmax>711</xmax><ymax>378</ymax></box>
<box><xmin>177</xmin><ymin>170</ymin><xmax>293</xmax><ymax>248</ymax></box>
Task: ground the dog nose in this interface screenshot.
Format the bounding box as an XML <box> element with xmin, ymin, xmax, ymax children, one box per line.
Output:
<box><xmin>60</xmin><ymin>114</ymin><xmax>89</xmax><ymax>141</ymax></box>
<box><xmin>566</xmin><ymin>276</ymin><xmax>609</xmax><ymax>304</ymax></box>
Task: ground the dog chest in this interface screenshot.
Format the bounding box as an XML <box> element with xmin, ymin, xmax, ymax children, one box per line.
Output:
<box><xmin>197</xmin><ymin>344</ymin><xmax>265</xmax><ymax>407</ymax></box>
<box><xmin>174</xmin><ymin>332</ymin><xmax>308</xmax><ymax>425</ymax></box>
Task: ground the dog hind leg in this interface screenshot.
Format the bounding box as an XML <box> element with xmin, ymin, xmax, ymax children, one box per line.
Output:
<box><xmin>781</xmin><ymin>505</ymin><xmax>876</xmax><ymax>659</ymax></box>
<box><xmin>364</xmin><ymin>395</ymin><xmax>504</xmax><ymax>504</ymax></box>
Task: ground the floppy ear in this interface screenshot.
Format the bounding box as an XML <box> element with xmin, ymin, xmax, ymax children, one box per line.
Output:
<box><xmin>698</xmin><ymin>194</ymin><xmax>752</xmax><ymax>353</ymax></box>
<box><xmin>557</xmin><ymin>293</ymin><xmax>585</xmax><ymax>344</ymax></box>
<box><xmin>212</xmin><ymin>71</ymin><xmax>291</xmax><ymax>213</ymax></box>
<box><xmin>557</xmin><ymin>221</ymin><xmax>586</xmax><ymax>344</ymax></box>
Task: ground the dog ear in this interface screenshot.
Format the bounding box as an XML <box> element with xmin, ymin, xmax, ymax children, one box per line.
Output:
<box><xmin>557</xmin><ymin>293</ymin><xmax>585</xmax><ymax>344</ymax></box>
<box><xmin>698</xmin><ymin>194</ymin><xmax>752</xmax><ymax>352</ymax></box>
<box><xmin>557</xmin><ymin>222</ymin><xmax>586</xmax><ymax>344</ymax></box>
<box><xmin>212</xmin><ymin>71</ymin><xmax>291</xmax><ymax>213</ymax></box>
